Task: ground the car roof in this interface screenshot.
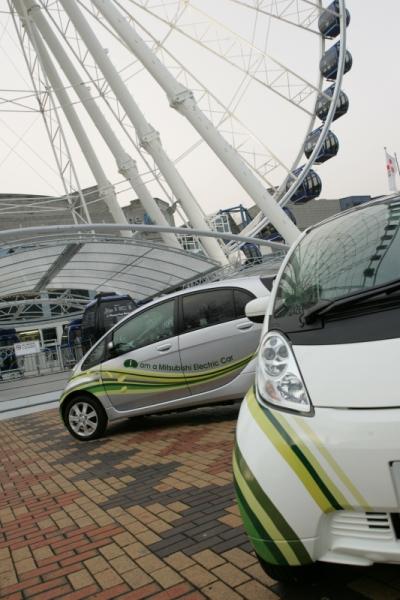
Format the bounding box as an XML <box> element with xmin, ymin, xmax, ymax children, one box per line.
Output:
<box><xmin>109</xmin><ymin>274</ymin><xmax>268</xmax><ymax>328</ymax></box>
<box><xmin>85</xmin><ymin>294</ymin><xmax>133</xmax><ymax>310</ymax></box>
<box><xmin>143</xmin><ymin>274</ymin><xmax>267</xmax><ymax>307</ymax></box>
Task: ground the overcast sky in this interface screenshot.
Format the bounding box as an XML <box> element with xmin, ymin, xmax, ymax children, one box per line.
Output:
<box><xmin>0</xmin><ymin>0</ymin><xmax>399</xmax><ymax>218</ymax></box>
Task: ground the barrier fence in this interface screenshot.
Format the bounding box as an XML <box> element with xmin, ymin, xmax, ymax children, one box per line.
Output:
<box><xmin>0</xmin><ymin>344</ymin><xmax>84</xmax><ymax>381</ymax></box>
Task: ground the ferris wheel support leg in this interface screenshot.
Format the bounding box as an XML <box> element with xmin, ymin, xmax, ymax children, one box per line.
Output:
<box><xmin>12</xmin><ymin>0</ymin><xmax>130</xmax><ymax>235</ymax></box>
<box><xmin>59</xmin><ymin>0</ymin><xmax>227</xmax><ymax>265</ymax></box>
<box><xmin>20</xmin><ymin>0</ymin><xmax>180</xmax><ymax>250</ymax></box>
<box><xmin>92</xmin><ymin>0</ymin><xmax>301</xmax><ymax>246</ymax></box>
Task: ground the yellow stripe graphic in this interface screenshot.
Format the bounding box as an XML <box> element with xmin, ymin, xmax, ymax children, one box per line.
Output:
<box><xmin>247</xmin><ymin>390</ymin><xmax>333</xmax><ymax>512</ymax></box>
<box><xmin>273</xmin><ymin>411</ymin><xmax>351</xmax><ymax>509</ymax></box>
<box><xmin>293</xmin><ymin>417</ymin><xmax>369</xmax><ymax>509</ymax></box>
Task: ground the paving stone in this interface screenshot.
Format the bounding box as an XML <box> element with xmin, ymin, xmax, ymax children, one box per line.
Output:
<box><xmin>201</xmin><ymin>580</ymin><xmax>243</xmax><ymax>600</ymax></box>
<box><xmin>136</xmin><ymin>553</ymin><xmax>166</xmax><ymax>573</ymax></box>
<box><xmin>0</xmin><ymin>406</ymin><xmax>397</xmax><ymax>600</ymax></box>
<box><xmin>93</xmin><ymin>568</ymin><xmax>124</xmax><ymax>589</ymax></box>
<box><xmin>151</xmin><ymin>565</ymin><xmax>183</xmax><ymax>588</ymax></box>
<box><xmin>221</xmin><ymin>548</ymin><xmax>257</xmax><ymax>569</ymax></box>
<box><xmin>124</xmin><ymin>542</ymin><xmax>150</xmax><ymax>560</ymax></box>
<box><xmin>110</xmin><ymin>554</ymin><xmax>137</xmax><ymax>575</ymax></box>
<box><xmin>67</xmin><ymin>569</ymin><xmax>96</xmax><ymax>590</ymax></box>
<box><xmin>182</xmin><ymin>565</ymin><xmax>218</xmax><ymax>588</ymax></box>
<box><xmin>164</xmin><ymin>551</ymin><xmax>196</xmax><ymax>570</ymax></box>
<box><xmin>84</xmin><ymin>556</ymin><xmax>109</xmax><ymax>575</ymax></box>
<box><xmin>236</xmin><ymin>580</ymin><xmax>279</xmax><ymax>599</ymax></box>
<box><xmin>212</xmin><ymin>562</ymin><xmax>251</xmax><ymax>587</ymax></box>
<box><xmin>122</xmin><ymin>567</ymin><xmax>153</xmax><ymax>589</ymax></box>
<box><xmin>192</xmin><ymin>549</ymin><xmax>225</xmax><ymax>570</ymax></box>
<box><xmin>99</xmin><ymin>542</ymin><xmax>125</xmax><ymax>560</ymax></box>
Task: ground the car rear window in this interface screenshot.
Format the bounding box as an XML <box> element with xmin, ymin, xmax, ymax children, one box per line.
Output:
<box><xmin>181</xmin><ymin>289</ymin><xmax>236</xmax><ymax>333</ymax></box>
<box><xmin>233</xmin><ymin>289</ymin><xmax>255</xmax><ymax>317</ymax></box>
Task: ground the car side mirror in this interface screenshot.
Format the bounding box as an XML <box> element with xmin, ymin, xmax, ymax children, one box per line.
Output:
<box><xmin>107</xmin><ymin>340</ymin><xmax>118</xmax><ymax>357</ymax></box>
<box><xmin>245</xmin><ymin>296</ymin><xmax>269</xmax><ymax>323</ymax></box>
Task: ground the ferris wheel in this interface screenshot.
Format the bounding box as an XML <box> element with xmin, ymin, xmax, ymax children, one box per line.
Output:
<box><xmin>0</xmin><ymin>0</ymin><xmax>351</xmax><ymax>263</ymax></box>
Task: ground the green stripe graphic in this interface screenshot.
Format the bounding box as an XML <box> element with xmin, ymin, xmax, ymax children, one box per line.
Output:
<box><xmin>234</xmin><ymin>478</ymin><xmax>287</xmax><ymax>565</ymax></box>
<box><xmin>234</xmin><ymin>443</ymin><xmax>311</xmax><ymax>565</ymax></box>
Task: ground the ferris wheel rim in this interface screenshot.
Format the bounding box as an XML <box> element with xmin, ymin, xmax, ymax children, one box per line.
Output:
<box><xmin>1</xmin><ymin>0</ymin><xmax>349</xmax><ymax>258</ymax></box>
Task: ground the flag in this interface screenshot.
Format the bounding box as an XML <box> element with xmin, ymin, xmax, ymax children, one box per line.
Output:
<box><xmin>385</xmin><ymin>148</ymin><xmax>398</xmax><ymax>192</ymax></box>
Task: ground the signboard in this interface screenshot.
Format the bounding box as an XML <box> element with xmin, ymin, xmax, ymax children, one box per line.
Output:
<box><xmin>14</xmin><ymin>341</ymin><xmax>41</xmax><ymax>356</ymax></box>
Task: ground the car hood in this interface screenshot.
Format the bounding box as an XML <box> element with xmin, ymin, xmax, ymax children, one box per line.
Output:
<box><xmin>293</xmin><ymin>337</ymin><xmax>400</xmax><ymax>409</ymax></box>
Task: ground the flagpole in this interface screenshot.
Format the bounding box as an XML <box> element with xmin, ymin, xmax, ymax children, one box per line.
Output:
<box><xmin>395</xmin><ymin>153</ymin><xmax>400</xmax><ymax>176</ymax></box>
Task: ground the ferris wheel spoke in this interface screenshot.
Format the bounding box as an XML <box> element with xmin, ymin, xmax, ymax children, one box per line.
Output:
<box><xmin>70</xmin><ymin>1</ymin><xmax>294</xmax><ymax>191</ymax></box>
<box><xmin>11</xmin><ymin>2</ymin><xmax>93</xmax><ymax>225</ymax></box>
<box><xmin>42</xmin><ymin>0</ymin><xmax>187</xmax><ymax>213</ymax></box>
<box><xmin>128</xmin><ymin>0</ymin><xmax>321</xmax><ymax>113</ymax></box>
<box><xmin>131</xmin><ymin>13</ymin><xmax>293</xmax><ymax>186</ymax></box>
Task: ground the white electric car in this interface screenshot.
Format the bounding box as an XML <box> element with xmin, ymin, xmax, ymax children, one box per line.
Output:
<box><xmin>235</xmin><ymin>195</ymin><xmax>400</xmax><ymax>581</ymax></box>
<box><xmin>60</xmin><ymin>276</ymin><xmax>272</xmax><ymax>440</ymax></box>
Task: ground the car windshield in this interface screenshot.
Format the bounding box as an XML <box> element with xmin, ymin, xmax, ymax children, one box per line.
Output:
<box><xmin>273</xmin><ymin>197</ymin><xmax>400</xmax><ymax>319</ymax></box>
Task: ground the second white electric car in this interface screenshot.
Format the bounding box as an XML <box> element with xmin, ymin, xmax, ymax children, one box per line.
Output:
<box><xmin>60</xmin><ymin>276</ymin><xmax>272</xmax><ymax>440</ymax></box>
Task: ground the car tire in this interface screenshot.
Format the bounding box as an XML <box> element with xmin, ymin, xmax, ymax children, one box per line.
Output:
<box><xmin>257</xmin><ymin>556</ymin><xmax>319</xmax><ymax>583</ymax></box>
<box><xmin>64</xmin><ymin>395</ymin><xmax>107</xmax><ymax>441</ymax></box>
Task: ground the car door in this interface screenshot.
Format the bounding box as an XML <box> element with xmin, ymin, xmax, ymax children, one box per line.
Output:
<box><xmin>100</xmin><ymin>298</ymin><xmax>190</xmax><ymax>412</ymax></box>
<box><xmin>178</xmin><ymin>287</ymin><xmax>260</xmax><ymax>396</ymax></box>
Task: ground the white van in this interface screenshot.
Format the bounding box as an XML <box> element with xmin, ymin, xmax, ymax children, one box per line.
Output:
<box><xmin>235</xmin><ymin>195</ymin><xmax>400</xmax><ymax>581</ymax></box>
<box><xmin>60</xmin><ymin>276</ymin><xmax>272</xmax><ymax>440</ymax></box>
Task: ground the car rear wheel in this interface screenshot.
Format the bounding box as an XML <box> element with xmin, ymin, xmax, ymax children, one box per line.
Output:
<box><xmin>64</xmin><ymin>396</ymin><xmax>107</xmax><ymax>441</ymax></box>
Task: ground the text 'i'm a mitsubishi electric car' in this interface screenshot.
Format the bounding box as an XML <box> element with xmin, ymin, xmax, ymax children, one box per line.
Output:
<box><xmin>234</xmin><ymin>195</ymin><xmax>400</xmax><ymax>581</ymax></box>
<box><xmin>60</xmin><ymin>276</ymin><xmax>273</xmax><ymax>441</ymax></box>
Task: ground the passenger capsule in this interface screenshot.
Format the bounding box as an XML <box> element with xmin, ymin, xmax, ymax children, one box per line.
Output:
<box><xmin>315</xmin><ymin>84</ymin><xmax>349</xmax><ymax>122</ymax></box>
<box><xmin>320</xmin><ymin>42</ymin><xmax>352</xmax><ymax>81</ymax></box>
<box><xmin>318</xmin><ymin>0</ymin><xmax>350</xmax><ymax>39</ymax></box>
<box><xmin>285</xmin><ymin>168</ymin><xmax>322</xmax><ymax>205</ymax></box>
<box><xmin>304</xmin><ymin>127</ymin><xmax>339</xmax><ymax>164</ymax></box>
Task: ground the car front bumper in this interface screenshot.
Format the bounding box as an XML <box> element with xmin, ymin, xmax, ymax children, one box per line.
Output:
<box><xmin>234</xmin><ymin>387</ymin><xmax>400</xmax><ymax>567</ymax></box>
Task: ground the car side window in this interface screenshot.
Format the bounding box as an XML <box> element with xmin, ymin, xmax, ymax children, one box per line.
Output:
<box><xmin>234</xmin><ymin>289</ymin><xmax>256</xmax><ymax>318</ymax></box>
<box><xmin>181</xmin><ymin>289</ymin><xmax>236</xmax><ymax>334</ymax></box>
<box><xmin>112</xmin><ymin>300</ymin><xmax>175</xmax><ymax>354</ymax></box>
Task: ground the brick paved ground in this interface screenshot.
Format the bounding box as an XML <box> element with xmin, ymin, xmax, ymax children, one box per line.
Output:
<box><xmin>1</xmin><ymin>404</ymin><xmax>400</xmax><ymax>600</ymax></box>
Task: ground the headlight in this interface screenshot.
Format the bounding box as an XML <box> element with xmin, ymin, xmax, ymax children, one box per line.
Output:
<box><xmin>256</xmin><ymin>331</ymin><xmax>312</xmax><ymax>414</ymax></box>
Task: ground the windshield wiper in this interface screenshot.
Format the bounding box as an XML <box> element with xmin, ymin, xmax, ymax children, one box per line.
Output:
<box><xmin>302</xmin><ymin>279</ymin><xmax>400</xmax><ymax>324</ymax></box>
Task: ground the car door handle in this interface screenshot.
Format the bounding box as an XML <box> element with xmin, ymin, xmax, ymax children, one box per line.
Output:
<box><xmin>237</xmin><ymin>322</ymin><xmax>253</xmax><ymax>331</ymax></box>
<box><xmin>156</xmin><ymin>344</ymin><xmax>172</xmax><ymax>352</ymax></box>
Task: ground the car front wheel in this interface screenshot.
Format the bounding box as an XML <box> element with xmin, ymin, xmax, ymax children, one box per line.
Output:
<box><xmin>64</xmin><ymin>396</ymin><xmax>107</xmax><ymax>441</ymax></box>
<box><xmin>257</xmin><ymin>555</ymin><xmax>319</xmax><ymax>583</ymax></box>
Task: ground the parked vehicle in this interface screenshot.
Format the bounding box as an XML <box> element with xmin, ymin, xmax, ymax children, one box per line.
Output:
<box><xmin>60</xmin><ymin>276</ymin><xmax>273</xmax><ymax>440</ymax></box>
<box><xmin>0</xmin><ymin>328</ymin><xmax>20</xmax><ymax>379</ymax></box>
<box><xmin>235</xmin><ymin>194</ymin><xmax>400</xmax><ymax>581</ymax></box>
<box><xmin>60</xmin><ymin>318</ymin><xmax>84</xmax><ymax>368</ymax></box>
<box><xmin>66</xmin><ymin>318</ymin><xmax>83</xmax><ymax>348</ymax></box>
<box><xmin>80</xmin><ymin>293</ymin><xmax>136</xmax><ymax>352</ymax></box>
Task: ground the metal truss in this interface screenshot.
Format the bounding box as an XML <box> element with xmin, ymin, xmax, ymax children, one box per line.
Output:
<box><xmin>228</xmin><ymin>0</ymin><xmax>322</xmax><ymax>31</ymax></box>
<box><xmin>10</xmin><ymin>1</ymin><xmax>92</xmax><ymax>225</ymax></box>
<box><xmin>128</xmin><ymin>0</ymin><xmax>324</xmax><ymax>112</ymax></box>
<box><xmin>106</xmin><ymin>0</ymin><xmax>325</xmax><ymax>208</ymax></box>
<box><xmin>0</xmin><ymin>289</ymin><xmax>89</xmax><ymax>324</ymax></box>
<box><xmin>76</xmin><ymin>0</ymin><xmax>311</xmax><ymax>195</ymax></box>
<box><xmin>41</xmin><ymin>0</ymin><xmax>194</xmax><ymax>226</ymax></box>
<box><xmin>38</xmin><ymin>0</ymin><xmax>227</xmax><ymax>264</ymax></box>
